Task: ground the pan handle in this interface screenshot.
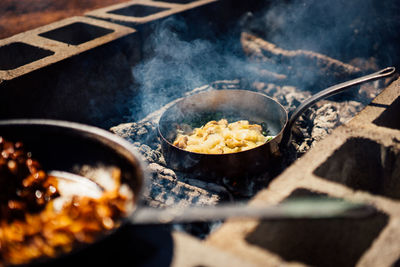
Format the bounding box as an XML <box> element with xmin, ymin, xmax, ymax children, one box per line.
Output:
<box><xmin>129</xmin><ymin>197</ymin><xmax>376</xmax><ymax>224</ymax></box>
<box><xmin>280</xmin><ymin>67</ymin><xmax>396</xmax><ymax>147</ymax></box>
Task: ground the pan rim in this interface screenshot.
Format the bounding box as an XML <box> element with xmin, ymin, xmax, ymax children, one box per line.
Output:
<box><xmin>0</xmin><ymin>118</ymin><xmax>149</xmax><ymax>205</ymax></box>
<box><xmin>157</xmin><ymin>89</ymin><xmax>289</xmax><ymax>156</ymax></box>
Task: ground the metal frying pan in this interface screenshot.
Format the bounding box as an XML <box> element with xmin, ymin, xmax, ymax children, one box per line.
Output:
<box><xmin>0</xmin><ymin>119</ymin><xmax>376</xmax><ymax>266</ymax></box>
<box><xmin>158</xmin><ymin>67</ymin><xmax>395</xmax><ymax>178</ymax></box>
<box><xmin>0</xmin><ymin>119</ymin><xmax>145</xmax><ymax>266</ymax></box>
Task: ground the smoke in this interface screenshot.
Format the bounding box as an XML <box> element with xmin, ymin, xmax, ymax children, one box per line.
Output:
<box><xmin>245</xmin><ymin>0</ymin><xmax>400</xmax><ymax>64</ymax></box>
<box><xmin>129</xmin><ymin>17</ymin><xmax>256</xmax><ymax>120</ymax></box>
<box><xmin>129</xmin><ymin>0</ymin><xmax>400</xmax><ymax>121</ymax></box>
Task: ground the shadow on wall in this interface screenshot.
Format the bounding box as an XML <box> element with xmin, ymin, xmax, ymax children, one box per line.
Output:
<box><xmin>373</xmin><ymin>96</ymin><xmax>400</xmax><ymax>130</ymax></box>
<box><xmin>313</xmin><ymin>138</ymin><xmax>400</xmax><ymax>199</ymax></box>
<box><xmin>245</xmin><ymin>188</ymin><xmax>389</xmax><ymax>267</ymax></box>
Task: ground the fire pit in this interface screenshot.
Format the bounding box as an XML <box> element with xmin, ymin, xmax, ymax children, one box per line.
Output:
<box><xmin>1</xmin><ymin>0</ymin><xmax>400</xmax><ymax>266</ymax></box>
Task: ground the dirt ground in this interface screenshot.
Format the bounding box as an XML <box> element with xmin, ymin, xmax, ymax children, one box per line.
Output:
<box><xmin>0</xmin><ymin>0</ymin><xmax>128</xmax><ymax>39</ymax></box>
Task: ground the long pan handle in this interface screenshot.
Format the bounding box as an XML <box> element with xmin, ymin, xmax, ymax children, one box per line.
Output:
<box><xmin>280</xmin><ymin>67</ymin><xmax>395</xmax><ymax>147</ymax></box>
<box><xmin>129</xmin><ymin>198</ymin><xmax>376</xmax><ymax>224</ymax></box>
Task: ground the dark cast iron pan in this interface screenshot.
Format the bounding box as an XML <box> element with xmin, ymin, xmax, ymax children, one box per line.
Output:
<box><xmin>158</xmin><ymin>67</ymin><xmax>395</xmax><ymax>179</ymax></box>
<box><xmin>0</xmin><ymin>119</ymin><xmax>147</xmax><ymax>267</ymax></box>
<box><xmin>0</xmin><ymin>119</ymin><xmax>378</xmax><ymax>266</ymax></box>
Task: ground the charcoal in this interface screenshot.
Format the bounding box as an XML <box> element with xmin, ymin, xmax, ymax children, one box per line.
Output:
<box><xmin>309</xmin><ymin>101</ymin><xmax>364</xmax><ymax>143</ymax></box>
<box><xmin>110</xmin><ymin>121</ymin><xmax>159</xmax><ymax>150</ymax></box>
<box><xmin>110</xmin><ymin>121</ymin><xmax>164</xmax><ymax>164</ymax></box>
<box><xmin>137</xmin><ymin>144</ymin><xmax>162</xmax><ymax>163</ymax></box>
<box><xmin>241</xmin><ymin>32</ymin><xmax>362</xmax><ymax>89</ymax></box>
<box><xmin>144</xmin><ymin>163</ymin><xmax>222</xmax><ymax>208</ymax></box>
<box><xmin>247</xmin><ymin>65</ymin><xmax>288</xmax><ymax>82</ymax></box>
<box><xmin>148</xmin><ymin>162</ymin><xmax>177</xmax><ymax>180</ymax></box>
<box><xmin>253</xmin><ymin>82</ymin><xmax>311</xmax><ymax>113</ymax></box>
<box><xmin>310</xmin><ymin>103</ymin><xmax>340</xmax><ymax>142</ymax></box>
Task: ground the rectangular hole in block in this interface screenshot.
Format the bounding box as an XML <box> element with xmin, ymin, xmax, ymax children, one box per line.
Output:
<box><xmin>392</xmin><ymin>257</ymin><xmax>400</xmax><ymax>266</ymax></box>
<box><xmin>107</xmin><ymin>4</ymin><xmax>169</xmax><ymax>18</ymax></box>
<box><xmin>313</xmin><ymin>137</ymin><xmax>400</xmax><ymax>199</ymax></box>
<box><xmin>373</xmin><ymin>96</ymin><xmax>400</xmax><ymax>130</ymax></box>
<box><xmin>245</xmin><ymin>188</ymin><xmax>388</xmax><ymax>267</ymax></box>
<box><xmin>0</xmin><ymin>42</ymin><xmax>54</xmax><ymax>70</ymax></box>
<box><xmin>39</xmin><ymin>22</ymin><xmax>114</xmax><ymax>45</ymax></box>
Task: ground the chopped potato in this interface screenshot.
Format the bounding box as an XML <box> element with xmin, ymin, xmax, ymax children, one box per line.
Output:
<box><xmin>173</xmin><ymin>119</ymin><xmax>275</xmax><ymax>154</ymax></box>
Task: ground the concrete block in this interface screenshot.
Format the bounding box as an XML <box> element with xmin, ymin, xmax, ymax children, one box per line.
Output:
<box><xmin>0</xmin><ymin>16</ymin><xmax>135</xmax><ymax>82</ymax></box>
<box><xmin>205</xmin><ymin>103</ymin><xmax>400</xmax><ymax>266</ymax></box>
<box><xmin>171</xmin><ymin>232</ymin><xmax>256</xmax><ymax>267</ymax></box>
<box><xmin>86</xmin><ymin>0</ymin><xmax>217</xmax><ymax>26</ymax></box>
<box><xmin>349</xmin><ymin>77</ymin><xmax>400</xmax><ymax>129</ymax></box>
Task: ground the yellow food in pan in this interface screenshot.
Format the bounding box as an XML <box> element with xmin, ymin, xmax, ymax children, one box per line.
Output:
<box><xmin>173</xmin><ymin>119</ymin><xmax>274</xmax><ymax>154</ymax></box>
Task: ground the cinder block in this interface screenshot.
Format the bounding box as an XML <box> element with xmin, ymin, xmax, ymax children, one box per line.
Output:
<box><xmin>349</xmin><ymin>77</ymin><xmax>400</xmax><ymax>129</ymax></box>
<box><xmin>86</xmin><ymin>0</ymin><xmax>217</xmax><ymax>26</ymax></box>
<box><xmin>0</xmin><ymin>16</ymin><xmax>135</xmax><ymax>81</ymax></box>
<box><xmin>171</xmin><ymin>232</ymin><xmax>256</xmax><ymax>267</ymax></box>
<box><xmin>205</xmin><ymin>99</ymin><xmax>400</xmax><ymax>266</ymax></box>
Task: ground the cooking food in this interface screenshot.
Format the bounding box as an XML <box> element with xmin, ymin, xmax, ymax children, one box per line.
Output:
<box><xmin>0</xmin><ymin>137</ymin><xmax>59</xmax><ymax>220</ymax></box>
<box><xmin>173</xmin><ymin>119</ymin><xmax>275</xmax><ymax>154</ymax></box>
<box><xmin>0</xmin><ymin>137</ymin><xmax>133</xmax><ymax>266</ymax></box>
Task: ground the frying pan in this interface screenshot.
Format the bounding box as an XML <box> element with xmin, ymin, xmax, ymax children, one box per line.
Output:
<box><xmin>0</xmin><ymin>119</ymin><xmax>376</xmax><ymax>266</ymax></box>
<box><xmin>0</xmin><ymin>119</ymin><xmax>146</xmax><ymax>266</ymax></box>
<box><xmin>158</xmin><ymin>67</ymin><xmax>396</xmax><ymax>178</ymax></box>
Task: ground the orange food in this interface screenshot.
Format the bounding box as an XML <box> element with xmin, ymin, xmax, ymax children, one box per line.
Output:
<box><xmin>0</xmin><ymin>137</ymin><xmax>59</xmax><ymax>220</ymax></box>
<box><xmin>0</xmin><ymin>137</ymin><xmax>133</xmax><ymax>266</ymax></box>
<box><xmin>1</xmin><ymin>188</ymin><xmax>129</xmax><ymax>265</ymax></box>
